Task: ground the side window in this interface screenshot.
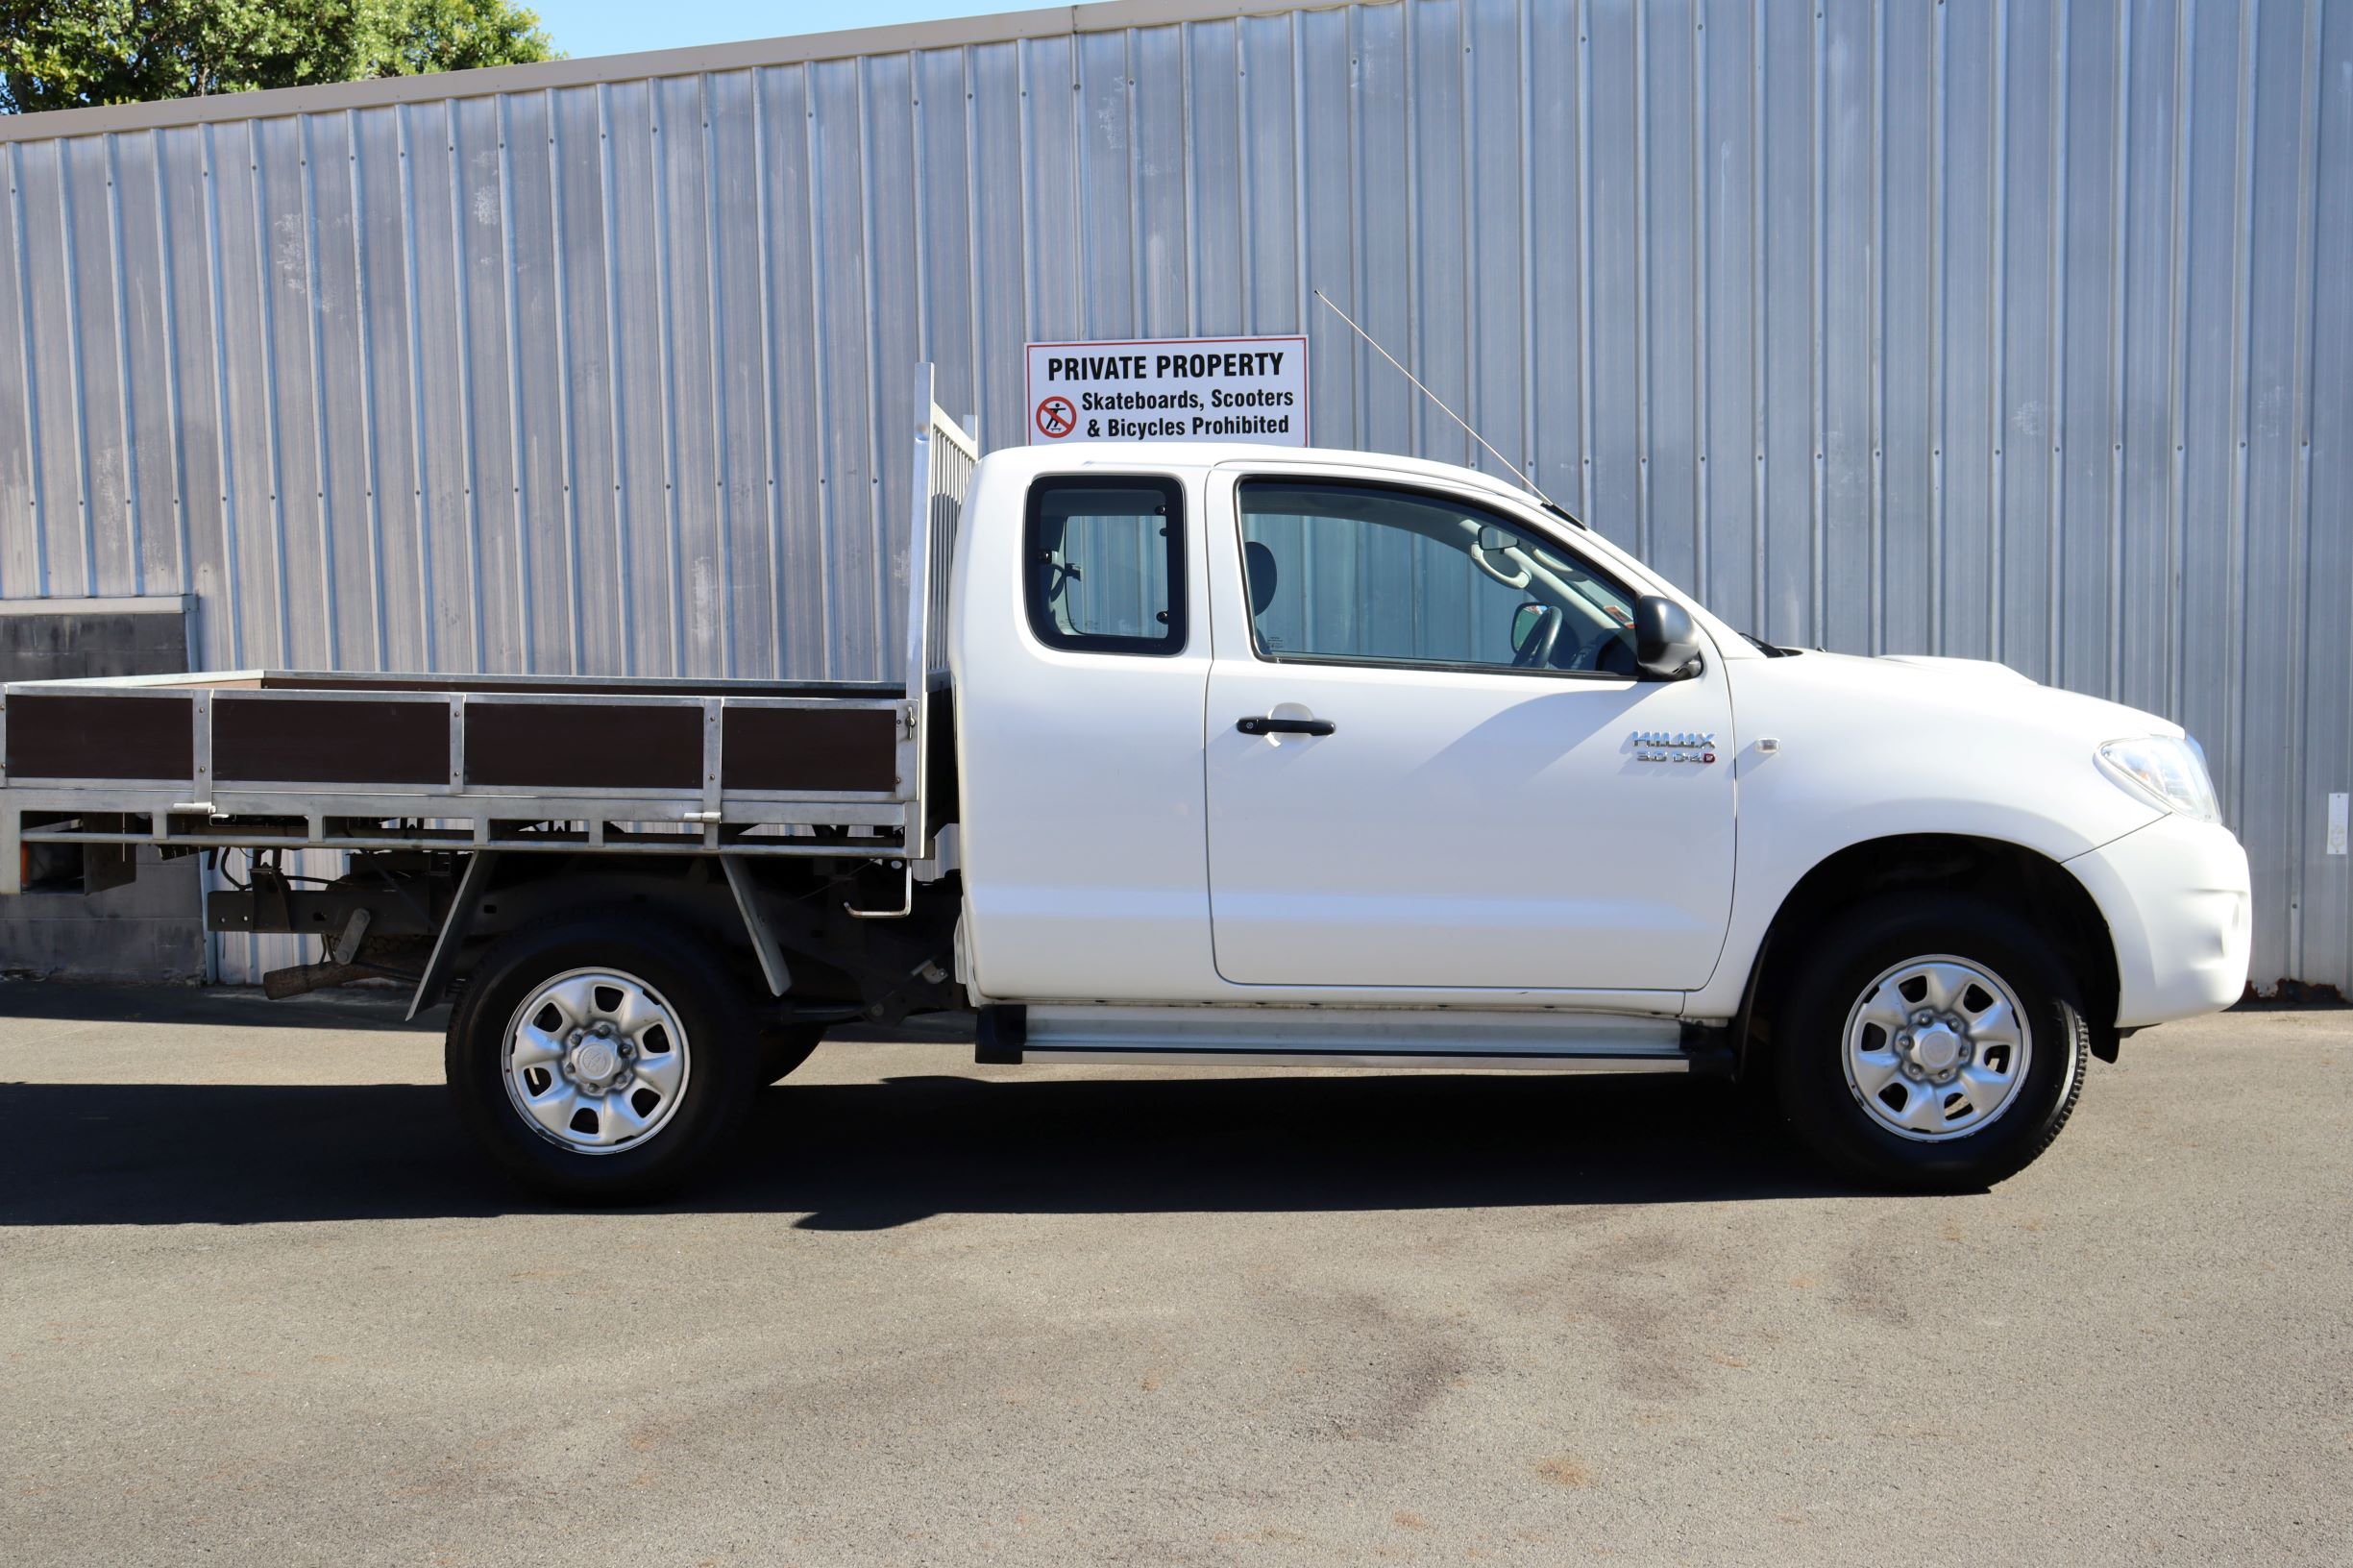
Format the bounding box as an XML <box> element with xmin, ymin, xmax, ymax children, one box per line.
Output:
<box><xmin>1237</xmin><ymin>479</ymin><xmax>1642</xmax><ymax>675</ymax></box>
<box><xmin>1024</xmin><ymin>476</ymin><xmax>1188</xmax><ymax>656</ymax></box>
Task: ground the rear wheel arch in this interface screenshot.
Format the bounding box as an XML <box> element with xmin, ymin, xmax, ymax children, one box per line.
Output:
<box><xmin>440</xmin><ymin>856</ymin><xmax>766</xmax><ymax>998</ymax></box>
<box><xmin>1737</xmin><ymin>834</ymin><xmax>2121</xmax><ymax>1076</ymax></box>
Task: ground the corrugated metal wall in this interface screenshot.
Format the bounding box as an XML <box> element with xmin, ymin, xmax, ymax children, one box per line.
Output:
<box><xmin>0</xmin><ymin>0</ymin><xmax>2345</xmax><ymax>991</ymax></box>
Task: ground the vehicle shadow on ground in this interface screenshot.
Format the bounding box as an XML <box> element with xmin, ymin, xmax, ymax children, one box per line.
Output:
<box><xmin>0</xmin><ymin>982</ymin><xmax>431</xmax><ymax>1032</ymax></box>
<box><xmin>0</xmin><ymin>1068</ymin><xmax>1851</xmax><ymax>1227</ymax></box>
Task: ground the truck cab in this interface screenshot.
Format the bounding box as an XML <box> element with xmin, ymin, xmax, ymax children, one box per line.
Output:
<box><xmin>955</xmin><ymin>447</ymin><xmax>1740</xmax><ymax>1005</ymax></box>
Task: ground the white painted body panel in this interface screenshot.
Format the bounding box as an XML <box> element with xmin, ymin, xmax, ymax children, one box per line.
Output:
<box><xmin>948</xmin><ymin>453</ymin><xmax>1221</xmax><ymax>1000</ymax></box>
<box><xmin>1202</xmin><ymin>660</ymin><xmax>1731</xmax><ymax>989</ymax></box>
<box><xmin>1678</xmin><ymin>649</ymin><xmax>2185</xmax><ymax>1017</ymax></box>
<box><xmin>947</xmin><ymin>442</ymin><xmax>2252</xmax><ymax>1039</ymax></box>
<box><xmin>2063</xmin><ymin>816</ymin><xmax>2253</xmax><ymax>1026</ymax></box>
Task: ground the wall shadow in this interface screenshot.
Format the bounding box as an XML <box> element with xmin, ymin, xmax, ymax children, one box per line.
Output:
<box><xmin>0</xmin><ymin>1069</ymin><xmax>1852</xmax><ymax>1228</ymax></box>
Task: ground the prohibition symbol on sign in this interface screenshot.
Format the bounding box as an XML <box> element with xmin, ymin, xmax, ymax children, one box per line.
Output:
<box><xmin>1035</xmin><ymin>396</ymin><xmax>1077</xmax><ymax>439</ymax></box>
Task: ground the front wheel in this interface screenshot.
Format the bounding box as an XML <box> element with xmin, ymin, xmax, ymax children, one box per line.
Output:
<box><xmin>445</xmin><ymin>913</ymin><xmax>761</xmax><ymax>1203</ymax></box>
<box><xmin>1773</xmin><ymin>894</ymin><xmax>2089</xmax><ymax>1191</ymax></box>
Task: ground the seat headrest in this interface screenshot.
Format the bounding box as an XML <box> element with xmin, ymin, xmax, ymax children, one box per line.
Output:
<box><xmin>1243</xmin><ymin>540</ymin><xmax>1279</xmax><ymax>616</ymax></box>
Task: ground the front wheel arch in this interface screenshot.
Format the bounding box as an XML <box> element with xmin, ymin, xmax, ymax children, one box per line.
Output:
<box><xmin>1736</xmin><ymin>834</ymin><xmax>2121</xmax><ymax>1081</ymax></box>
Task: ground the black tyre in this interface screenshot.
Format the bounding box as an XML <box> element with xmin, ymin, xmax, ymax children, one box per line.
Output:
<box><xmin>1773</xmin><ymin>893</ymin><xmax>2089</xmax><ymax>1191</ymax></box>
<box><xmin>758</xmin><ymin>1023</ymin><xmax>825</xmax><ymax>1086</ymax></box>
<box><xmin>445</xmin><ymin>911</ymin><xmax>761</xmax><ymax>1203</ymax></box>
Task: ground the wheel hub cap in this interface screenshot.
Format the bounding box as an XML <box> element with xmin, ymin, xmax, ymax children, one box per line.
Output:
<box><xmin>1911</xmin><ymin>1022</ymin><xmax>1962</xmax><ymax>1073</ymax></box>
<box><xmin>571</xmin><ymin>1040</ymin><xmax>621</xmax><ymax>1087</ymax></box>
<box><xmin>501</xmin><ymin>968</ymin><xmax>691</xmax><ymax>1156</ymax></box>
<box><xmin>1841</xmin><ymin>955</ymin><xmax>2034</xmax><ymax>1142</ymax></box>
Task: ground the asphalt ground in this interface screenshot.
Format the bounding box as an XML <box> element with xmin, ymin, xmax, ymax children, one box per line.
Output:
<box><xmin>0</xmin><ymin>986</ymin><xmax>2346</xmax><ymax>1567</ymax></box>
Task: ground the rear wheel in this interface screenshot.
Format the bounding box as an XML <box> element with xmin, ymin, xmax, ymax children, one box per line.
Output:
<box><xmin>1773</xmin><ymin>894</ymin><xmax>2089</xmax><ymax>1191</ymax></box>
<box><xmin>446</xmin><ymin>913</ymin><xmax>760</xmax><ymax>1203</ymax></box>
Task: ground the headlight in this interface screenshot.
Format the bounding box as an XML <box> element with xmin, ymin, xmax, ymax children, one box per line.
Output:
<box><xmin>2097</xmin><ymin>735</ymin><xmax>2220</xmax><ymax>823</ymax></box>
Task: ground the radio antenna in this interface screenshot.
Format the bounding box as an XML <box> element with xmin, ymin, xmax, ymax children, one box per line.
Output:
<box><xmin>1311</xmin><ymin>287</ymin><xmax>1572</xmax><ymax>520</ymax></box>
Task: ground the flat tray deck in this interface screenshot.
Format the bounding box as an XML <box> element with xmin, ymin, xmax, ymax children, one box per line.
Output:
<box><xmin>2</xmin><ymin>672</ymin><xmax>909</xmax><ymax>796</ymax></box>
<box><xmin>0</xmin><ymin>670</ymin><xmax>951</xmax><ymax>886</ymax></box>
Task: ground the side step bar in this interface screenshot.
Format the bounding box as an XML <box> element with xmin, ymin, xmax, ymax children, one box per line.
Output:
<box><xmin>1015</xmin><ymin>1047</ymin><xmax>1704</xmax><ymax>1073</ymax></box>
<box><xmin>975</xmin><ymin>1004</ymin><xmax>1730</xmax><ymax>1075</ymax></box>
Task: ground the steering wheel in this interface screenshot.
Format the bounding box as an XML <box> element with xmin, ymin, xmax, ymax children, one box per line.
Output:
<box><xmin>1510</xmin><ymin>603</ymin><xmax>1566</xmax><ymax>669</ymax></box>
<box><xmin>1589</xmin><ymin>629</ymin><xmax>1639</xmax><ymax>676</ymax></box>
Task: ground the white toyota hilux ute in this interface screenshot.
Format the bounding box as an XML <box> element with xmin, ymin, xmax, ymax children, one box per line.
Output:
<box><xmin>0</xmin><ymin>413</ymin><xmax>2252</xmax><ymax>1202</ymax></box>
<box><xmin>947</xmin><ymin>443</ymin><xmax>2250</xmax><ymax>1194</ymax></box>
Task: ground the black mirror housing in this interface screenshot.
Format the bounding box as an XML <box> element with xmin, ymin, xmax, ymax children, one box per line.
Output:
<box><xmin>1633</xmin><ymin>596</ymin><xmax>1703</xmax><ymax>680</ymax></box>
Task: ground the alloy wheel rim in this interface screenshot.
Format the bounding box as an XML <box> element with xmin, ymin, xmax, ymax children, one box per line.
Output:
<box><xmin>1841</xmin><ymin>954</ymin><xmax>2032</xmax><ymax>1141</ymax></box>
<box><xmin>502</xmin><ymin>968</ymin><xmax>690</xmax><ymax>1156</ymax></box>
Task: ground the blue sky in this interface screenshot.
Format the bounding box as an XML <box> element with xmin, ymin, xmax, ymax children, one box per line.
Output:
<box><xmin>527</xmin><ymin>1</ymin><xmax>1011</xmax><ymax>61</ymax></box>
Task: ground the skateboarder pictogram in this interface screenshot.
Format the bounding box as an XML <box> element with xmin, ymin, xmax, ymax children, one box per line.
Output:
<box><xmin>1035</xmin><ymin>396</ymin><xmax>1077</xmax><ymax>439</ymax></box>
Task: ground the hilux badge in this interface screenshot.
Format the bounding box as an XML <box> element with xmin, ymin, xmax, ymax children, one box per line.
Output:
<box><xmin>1630</xmin><ymin>731</ymin><xmax>1718</xmax><ymax>764</ymax></box>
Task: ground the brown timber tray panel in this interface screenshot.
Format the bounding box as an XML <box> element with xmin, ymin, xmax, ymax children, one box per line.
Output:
<box><xmin>464</xmin><ymin>703</ymin><xmax>703</xmax><ymax>792</ymax></box>
<box><xmin>722</xmin><ymin>707</ymin><xmax>899</xmax><ymax>794</ymax></box>
<box><xmin>261</xmin><ymin>674</ymin><xmax>896</xmax><ymax>700</ymax></box>
<box><xmin>214</xmin><ymin>696</ymin><xmax>449</xmax><ymax>785</ymax></box>
<box><xmin>3</xmin><ymin>679</ymin><xmax>910</xmax><ymax>801</ymax></box>
<box><xmin>5</xmin><ymin>693</ymin><xmax>194</xmax><ymax>779</ymax></box>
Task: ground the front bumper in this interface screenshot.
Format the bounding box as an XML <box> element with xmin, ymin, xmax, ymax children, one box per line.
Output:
<box><xmin>2064</xmin><ymin>815</ymin><xmax>2252</xmax><ymax>1028</ymax></box>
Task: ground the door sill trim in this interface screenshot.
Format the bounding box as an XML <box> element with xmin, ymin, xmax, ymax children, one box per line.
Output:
<box><xmin>1009</xmin><ymin>1044</ymin><xmax>1702</xmax><ymax>1074</ymax></box>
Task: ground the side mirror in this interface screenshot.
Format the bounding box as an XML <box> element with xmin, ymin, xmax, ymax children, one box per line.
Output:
<box><xmin>1633</xmin><ymin>596</ymin><xmax>1703</xmax><ymax>680</ymax></box>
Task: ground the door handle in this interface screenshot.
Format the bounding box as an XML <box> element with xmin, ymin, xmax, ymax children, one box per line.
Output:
<box><xmin>1237</xmin><ymin>715</ymin><xmax>1336</xmax><ymax>737</ymax></box>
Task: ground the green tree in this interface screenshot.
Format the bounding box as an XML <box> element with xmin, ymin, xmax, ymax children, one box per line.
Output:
<box><xmin>0</xmin><ymin>0</ymin><xmax>558</xmax><ymax>115</ymax></box>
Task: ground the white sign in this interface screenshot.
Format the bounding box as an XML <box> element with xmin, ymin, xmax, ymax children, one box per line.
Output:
<box><xmin>2329</xmin><ymin>792</ymin><xmax>2347</xmax><ymax>857</ymax></box>
<box><xmin>1025</xmin><ymin>335</ymin><xmax>1309</xmax><ymax>447</ymax></box>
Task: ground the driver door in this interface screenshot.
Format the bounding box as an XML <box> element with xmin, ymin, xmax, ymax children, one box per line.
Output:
<box><xmin>1203</xmin><ymin>473</ymin><xmax>1736</xmax><ymax>994</ymax></box>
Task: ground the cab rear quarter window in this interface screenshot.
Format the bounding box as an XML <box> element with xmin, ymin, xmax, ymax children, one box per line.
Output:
<box><xmin>1023</xmin><ymin>476</ymin><xmax>1188</xmax><ymax>656</ymax></box>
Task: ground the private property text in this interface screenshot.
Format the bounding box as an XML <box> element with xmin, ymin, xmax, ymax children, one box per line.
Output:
<box><xmin>1025</xmin><ymin>335</ymin><xmax>1310</xmax><ymax>447</ymax></box>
